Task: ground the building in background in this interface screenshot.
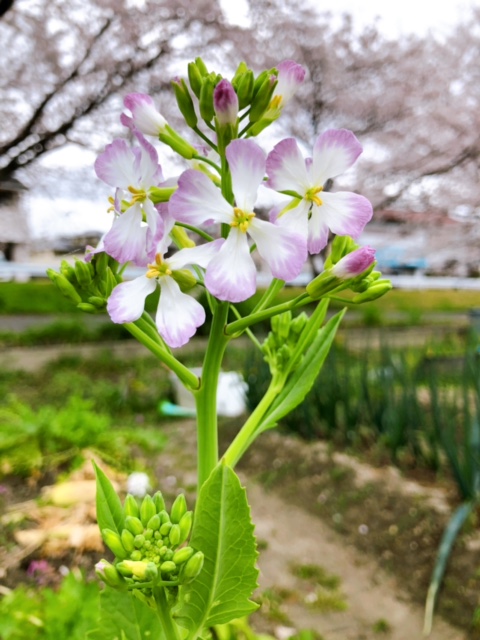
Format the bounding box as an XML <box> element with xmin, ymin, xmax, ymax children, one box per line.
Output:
<box><xmin>0</xmin><ymin>176</ymin><xmax>30</xmax><ymax>264</ymax></box>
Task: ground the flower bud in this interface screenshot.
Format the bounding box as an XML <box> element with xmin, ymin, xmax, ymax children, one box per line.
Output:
<box><xmin>178</xmin><ymin>511</ymin><xmax>193</xmax><ymax>543</ymax></box>
<box><xmin>140</xmin><ymin>495</ymin><xmax>157</xmax><ymax>527</ymax></box>
<box><xmin>159</xmin><ymin>125</ymin><xmax>197</xmax><ymax>160</ymax></box>
<box><xmin>102</xmin><ymin>529</ymin><xmax>127</xmax><ymax>559</ymax></box>
<box><xmin>125</xmin><ymin>516</ymin><xmax>144</xmax><ymax>536</ymax></box>
<box><xmin>147</xmin><ymin>514</ymin><xmax>161</xmax><ymax>531</ymax></box>
<box><xmin>130</xmin><ymin>550</ymin><xmax>142</xmax><ymax>561</ymax></box>
<box><xmin>76</xmin><ymin>302</ymin><xmax>98</xmax><ymax>314</ymax></box>
<box><xmin>94</xmin><ymin>251</ymin><xmax>110</xmax><ymax>279</ymax></box>
<box><xmin>74</xmin><ymin>259</ymin><xmax>94</xmax><ymax>288</ymax></box>
<box><xmin>171</xmin><ymin>226</ymin><xmax>195</xmax><ymax>249</ymax></box>
<box><xmin>199</xmin><ymin>74</ymin><xmax>216</xmax><ymax>122</ymax></box>
<box><xmin>158</xmin><ymin>509</ymin><xmax>170</xmax><ymax>524</ymax></box>
<box><xmin>172</xmin><ymin>269</ymin><xmax>197</xmax><ymax>292</ymax></box>
<box><xmin>236</xmin><ymin>69</ymin><xmax>255</xmax><ymax>110</ymax></box>
<box><xmin>188</xmin><ymin>61</ymin><xmax>203</xmax><ymax>98</ymax></box>
<box><xmin>60</xmin><ymin>260</ymin><xmax>76</xmax><ymax>282</ymax></box>
<box><xmin>172</xmin><ymin>546</ymin><xmax>194</xmax><ymax>565</ymax></box>
<box><xmin>87</xmin><ymin>296</ymin><xmax>105</xmax><ymax>309</ymax></box>
<box><xmin>121</xmin><ymin>93</ymin><xmax>168</xmax><ymax>137</ymax></box>
<box><xmin>170</xmin><ymin>494</ymin><xmax>187</xmax><ymax>524</ymax></box>
<box><xmin>290</xmin><ymin>313</ymin><xmax>308</xmax><ymax>336</ymax></box>
<box><xmin>183</xmin><ymin>551</ymin><xmax>204</xmax><ymax>581</ymax></box>
<box><xmin>123</xmin><ymin>494</ymin><xmax>140</xmax><ymax>519</ymax></box>
<box><xmin>134</xmin><ymin>534</ymin><xmax>145</xmax><ymax>549</ymax></box>
<box><xmin>47</xmin><ymin>270</ymin><xmax>82</xmax><ymax>305</ymax></box>
<box><xmin>95</xmin><ymin>559</ymin><xmax>126</xmax><ymax>589</ymax></box>
<box><xmin>117</xmin><ymin>560</ymin><xmax>157</xmax><ymax>581</ymax></box>
<box><xmin>169</xmin><ymin>524</ymin><xmax>181</xmax><ymax>547</ymax></box>
<box><xmin>214</xmin><ymin>79</ymin><xmax>239</xmax><ymax>126</ymax></box>
<box><xmin>231</xmin><ymin>61</ymin><xmax>249</xmax><ymax>87</ymax></box>
<box><xmin>160</xmin><ymin>522</ymin><xmax>172</xmax><ymax>536</ymax></box>
<box><xmin>351</xmin><ymin>280</ymin><xmax>393</xmax><ymax>303</ymax></box>
<box><xmin>160</xmin><ymin>560</ymin><xmax>177</xmax><ymax>574</ymax></box>
<box><xmin>249</xmin><ymin>75</ymin><xmax>277</xmax><ymax>123</ymax></box>
<box><xmin>194</xmin><ymin>56</ymin><xmax>209</xmax><ymax>77</ymax></box>
<box><xmin>273</xmin><ymin>59</ymin><xmax>306</xmax><ymax>108</ymax></box>
<box><xmin>148</xmin><ymin>187</ymin><xmax>176</xmax><ymax>204</ymax></box>
<box><xmin>271</xmin><ymin>311</ymin><xmax>291</xmax><ymax>343</ymax></box>
<box><xmin>121</xmin><ymin>528</ymin><xmax>135</xmax><ymax>553</ymax></box>
<box><xmin>172</xmin><ymin>77</ymin><xmax>198</xmax><ymax>129</ymax></box>
<box><xmin>330</xmin><ymin>247</ymin><xmax>376</xmax><ymax>280</ymax></box>
<box><xmin>152</xmin><ymin>491</ymin><xmax>166</xmax><ymax>513</ymax></box>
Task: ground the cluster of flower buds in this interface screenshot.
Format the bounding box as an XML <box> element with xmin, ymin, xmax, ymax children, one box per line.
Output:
<box><xmin>47</xmin><ymin>252</ymin><xmax>121</xmax><ymax>314</ymax></box>
<box><xmin>95</xmin><ymin>491</ymin><xmax>204</xmax><ymax>595</ymax></box>
<box><xmin>262</xmin><ymin>311</ymin><xmax>308</xmax><ymax>375</ymax></box>
<box><xmin>306</xmin><ymin>235</ymin><xmax>392</xmax><ymax>302</ymax></box>
<box><xmin>173</xmin><ymin>57</ymin><xmax>304</xmax><ymax>150</ymax></box>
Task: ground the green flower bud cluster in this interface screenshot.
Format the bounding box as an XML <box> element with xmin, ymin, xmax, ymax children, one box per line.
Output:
<box><xmin>100</xmin><ymin>491</ymin><xmax>204</xmax><ymax>594</ymax></box>
<box><xmin>262</xmin><ymin>310</ymin><xmax>308</xmax><ymax>375</ymax></box>
<box><xmin>176</xmin><ymin>57</ymin><xmax>280</xmax><ymax>135</ymax></box>
<box><xmin>307</xmin><ymin>235</ymin><xmax>392</xmax><ymax>302</ymax></box>
<box><xmin>47</xmin><ymin>252</ymin><xmax>121</xmax><ymax>314</ymax></box>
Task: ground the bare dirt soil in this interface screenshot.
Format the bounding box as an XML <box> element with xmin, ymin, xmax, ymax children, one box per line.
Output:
<box><xmin>156</xmin><ymin>419</ymin><xmax>479</xmax><ymax>640</ymax></box>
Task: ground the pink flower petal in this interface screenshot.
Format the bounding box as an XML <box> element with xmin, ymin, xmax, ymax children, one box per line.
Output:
<box><xmin>307</xmin><ymin>213</ymin><xmax>331</xmax><ymax>254</ymax></box>
<box><xmin>156</xmin><ymin>277</ymin><xmax>205</xmax><ymax>348</ymax></box>
<box><xmin>266</xmin><ymin>138</ymin><xmax>309</xmax><ymax>193</ymax></box>
<box><xmin>107</xmin><ymin>276</ymin><xmax>156</xmax><ymax>324</ymax></box>
<box><xmin>123</xmin><ymin>93</ymin><xmax>167</xmax><ymax>136</ymax></box>
<box><xmin>332</xmin><ymin>246</ymin><xmax>376</xmax><ymax>278</ymax></box>
<box><xmin>205</xmin><ymin>229</ymin><xmax>256</xmax><ymax>302</ymax></box>
<box><xmin>95</xmin><ymin>139</ymin><xmax>136</xmax><ymax>189</ymax></box>
<box><xmin>249</xmin><ymin>217</ymin><xmax>307</xmax><ymax>282</ymax></box>
<box><xmin>226</xmin><ymin>139</ymin><xmax>265</xmax><ymax>211</ymax></box>
<box><xmin>311</xmin><ymin>129</ymin><xmax>363</xmax><ymax>183</ymax></box>
<box><xmin>275</xmin><ymin>60</ymin><xmax>306</xmax><ymax>104</ymax></box>
<box><xmin>103</xmin><ymin>204</ymin><xmax>149</xmax><ymax>265</ymax></box>
<box><xmin>169</xmin><ymin>169</ymin><xmax>232</xmax><ymax>226</ymax></box>
<box><xmin>320</xmin><ymin>191</ymin><xmax>373</xmax><ymax>239</ymax></box>
<box><xmin>168</xmin><ymin>238</ymin><xmax>224</xmax><ymax>271</ymax></box>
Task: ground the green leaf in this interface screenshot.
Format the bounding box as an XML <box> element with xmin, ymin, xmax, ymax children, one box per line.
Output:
<box><xmin>88</xmin><ymin>588</ymin><xmax>165</xmax><ymax>640</ymax></box>
<box><xmin>261</xmin><ymin>309</ymin><xmax>345</xmax><ymax>431</ymax></box>
<box><xmin>174</xmin><ymin>464</ymin><xmax>259</xmax><ymax>636</ymax></box>
<box><xmin>94</xmin><ymin>461</ymin><xmax>125</xmax><ymax>536</ymax></box>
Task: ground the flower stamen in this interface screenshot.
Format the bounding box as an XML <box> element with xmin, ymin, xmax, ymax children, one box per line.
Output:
<box><xmin>305</xmin><ymin>186</ymin><xmax>323</xmax><ymax>207</ymax></box>
<box><xmin>146</xmin><ymin>253</ymin><xmax>172</xmax><ymax>279</ymax></box>
<box><xmin>231</xmin><ymin>207</ymin><xmax>255</xmax><ymax>233</ymax></box>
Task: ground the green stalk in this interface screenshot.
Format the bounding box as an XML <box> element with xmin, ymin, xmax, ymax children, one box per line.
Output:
<box><xmin>123</xmin><ymin>322</ymin><xmax>199</xmax><ymax>390</ymax></box>
<box><xmin>226</xmin><ymin>293</ymin><xmax>311</xmax><ymax>335</ymax></box>
<box><xmin>223</xmin><ymin>376</ymin><xmax>283</xmax><ymax>468</ymax></box>
<box><xmin>250</xmin><ymin>278</ymin><xmax>285</xmax><ymax>314</ymax></box>
<box><xmin>194</xmin><ymin>301</ymin><xmax>231</xmax><ymax>489</ymax></box>
<box><xmin>153</xmin><ymin>586</ymin><xmax>182</xmax><ymax>640</ymax></box>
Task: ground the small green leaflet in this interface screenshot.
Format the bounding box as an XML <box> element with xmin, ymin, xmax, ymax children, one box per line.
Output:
<box><xmin>88</xmin><ymin>588</ymin><xmax>165</xmax><ymax>640</ymax></box>
<box><xmin>93</xmin><ymin>461</ymin><xmax>125</xmax><ymax>536</ymax></box>
<box><xmin>173</xmin><ymin>464</ymin><xmax>259</xmax><ymax>637</ymax></box>
<box><xmin>261</xmin><ymin>309</ymin><xmax>345</xmax><ymax>431</ymax></box>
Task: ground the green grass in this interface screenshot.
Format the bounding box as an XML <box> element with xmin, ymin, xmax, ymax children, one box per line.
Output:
<box><xmin>3</xmin><ymin>281</ymin><xmax>480</xmax><ymax>318</ymax></box>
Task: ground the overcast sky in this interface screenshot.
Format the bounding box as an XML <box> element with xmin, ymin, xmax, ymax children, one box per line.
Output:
<box><xmin>220</xmin><ymin>0</ymin><xmax>480</xmax><ymax>39</ymax></box>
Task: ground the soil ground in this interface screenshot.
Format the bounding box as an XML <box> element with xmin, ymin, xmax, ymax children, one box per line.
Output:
<box><xmin>2</xmin><ymin>340</ymin><xmax>480</xmax><ymax>639</ymax></box>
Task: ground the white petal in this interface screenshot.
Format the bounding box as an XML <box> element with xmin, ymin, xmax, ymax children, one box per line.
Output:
<box><xmin>95</xmin><ymin>139</ymin><xmax>136</xmax><ymax>189</ymax></box>
<box><xmin>249</xmin><ymin>217</ymin><xmax>307</xmax><ymax>282</ymax></box>
<box><xmin>320</xmin><ymin>191</ymin><xmax>373</xmax><ymax>239</ymax></box>
<box><xmin>169</xmin><ymin>169</ymin><xmax>232</xmax><ymax>226</ymax></box>
<box><xmin>103</xmin><ymin>204</ymin><xmax>149</xmax><ymax>265</ymax></box>
<box><xmin>156</xmin><ymin>277</ymin><xmax>205</xmax><ymax>348</ymax></box>
<box><xmin>311</xmin><ymin>129</ymin><xmax>363</xmax><ymax>183</ymax></box>
<box><xmin>226</xmin><ymin>139</ymin><xmax>265</xmax><ymax>211</ymax></box>
<box><xmin>168</xmin><ymin>238</ymin><xmax>224</xmax><ymax>271</ymax></box>
<box><xmin>266</xmin><ymin>138</ymin><xmax>309</xmax><ymax>193</ymax></box>
<box><xmin>205</xmin><ymin>229</ymin><xmax>256</xmax><ymax>302</ymax></box>
<box><xmin>107</xmin><ymin>276</ymin><xmax>156</xmax><ymax>324</ymax></box>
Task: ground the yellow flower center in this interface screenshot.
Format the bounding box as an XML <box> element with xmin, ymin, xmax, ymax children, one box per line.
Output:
<box><xmin>128</xmin><ymin>185</ymin><xmax>147</xmax><ymax>204</ymax></box>
<box><xmin>269</xmin><ymin>95</ymin><xmax>283</xmax><ymax>110</ymax></box>
<box><xmin>231</xmin><ymin>207</ymin><xmax>255</xmax><ymax>233</ymax></box>
<box><xmin>146</xmin><ymin>254</ymin><xmax>172</xmax><ymax>279</ymax></box>
<box><xmin>305</xmin><ymin>186</ymin><xmax>323</xmax><ymax>207</ymax></box>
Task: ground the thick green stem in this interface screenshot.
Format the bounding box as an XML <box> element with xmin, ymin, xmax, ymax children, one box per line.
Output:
<box><xmin>153</xmin><ymin>586</ymin><xmax>182</xmax><ymax>640</ymax></box>
<box><xmin>124</xmin><ymin>322</ymin><xmax>199</xmax><ymax>390</ymax></box>
<box><xmin>226</xmin><ymin>293</ymin><xmax>311</xmax><ymax>335</ymax></box>
<box><xmin>223</xmin><ymin>376</ymin><xmax>283</xmax><ymax>468</ymax></box>
<box><xmin>194</xmin><ymin>302</ymin><xmax>231</xmax><ymax>489</ymax></box>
